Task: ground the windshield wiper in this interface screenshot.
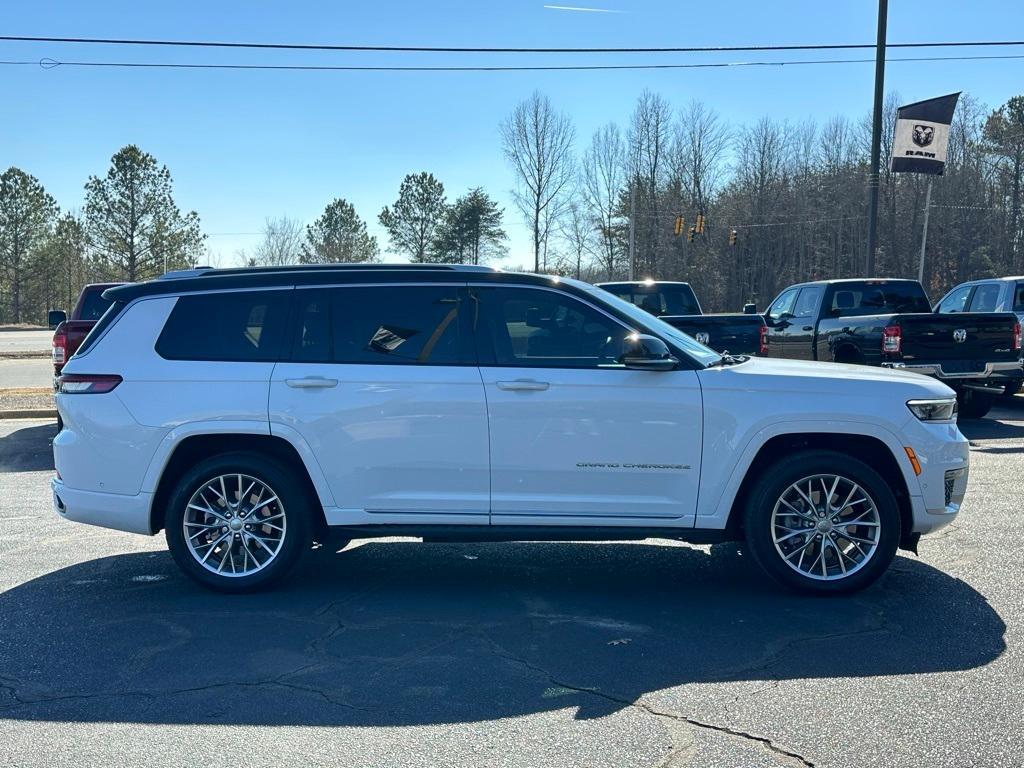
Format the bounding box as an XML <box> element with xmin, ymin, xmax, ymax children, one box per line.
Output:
<box><xmin>706</xmin><ymin>351</ymin><xmax>749</xmax><ymax>368</ymax></box>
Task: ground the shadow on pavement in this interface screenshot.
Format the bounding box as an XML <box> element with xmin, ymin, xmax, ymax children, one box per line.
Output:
<box><xmin>0</xmin><ymin>422</ymin><xmax>54</xmax><ymax>473</ymax></box>
<box><xmin>0</xmin><ymin>541</ymin><xmax>1005</xmax><ymax>726</ymax></box>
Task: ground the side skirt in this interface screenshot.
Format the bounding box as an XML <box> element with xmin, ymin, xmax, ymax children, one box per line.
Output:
<box><xmin>329</xmin><ymin>524</ymin><xmax>735</xmax><ymax>545</ymax></box>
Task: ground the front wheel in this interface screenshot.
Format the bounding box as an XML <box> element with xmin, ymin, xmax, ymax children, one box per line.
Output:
<box><xmin>165</xmin><ymin>452</ymin><xmax>312</xmax><ymax>592</ymax></box>
<box><xmin>743</xmin><ymin>450</ymin><xmax>900</xmax><ymax>594</ymax></box>
<box><xmin>956</xmin><ymin>388</ymin><xmax>993</xmax><ymax>420</ymax></box>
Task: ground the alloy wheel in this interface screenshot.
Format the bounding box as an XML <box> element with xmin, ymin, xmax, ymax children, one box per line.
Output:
<box><xmin>183</xmin><ymin>473</ymin><xmax>287</xmax><ymax>577</ymax></box>
<box><xmin>770</xmin><ymin>473</ymin><xmax>881</xmax><ymax>581</ymax></box>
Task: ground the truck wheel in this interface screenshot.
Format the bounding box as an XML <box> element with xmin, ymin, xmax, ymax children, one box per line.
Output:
<box><xmin>742</xmin><ymin>450</ymin><xmax>900</xmax><ymax>595</ymax></box>
<box><xmin>1001</xmin><ymin>380</ymin><xmax>1022</xmax><ymax>398</ymax></box>
<box><xmin>164</xmin><ymin>451</ymin><xmax>312</xmax><ymax>593</ymax></box>
<box><xmin>956</xmin><ymin>389</ymin><xmax>993</xmax><ymax>420</ymax></box>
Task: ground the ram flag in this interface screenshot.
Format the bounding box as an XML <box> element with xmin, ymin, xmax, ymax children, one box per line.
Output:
<box><xmin>890</xmin><ymin>92</ymin><xmax>961</xmax><ymax>175</ymax></box>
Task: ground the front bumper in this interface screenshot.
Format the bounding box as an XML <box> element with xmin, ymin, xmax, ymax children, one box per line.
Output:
<box><xmin>904</xmin><ymin>420</ymin><xmax>970</xmax><ymax>535</ymax></box>
<box><xmin>52</xmin><ymin>478</ymin><xmax>154</xmax><ymax>535</ymax></box>
<box><xmin>882</xmin><ymin>360</ymin><xmax>1022</xmax><ymax>381</ymax></box>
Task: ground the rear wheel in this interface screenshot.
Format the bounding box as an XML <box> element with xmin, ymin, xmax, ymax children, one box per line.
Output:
<box><xmin>165</xmin><ymin>452</ymin><xmax>312</xmax><ymax>592</ymax></box>
<box><xmin>743</xmin><ymin>450</ymin><xmax>900</xmax><ymax>594</ymax></box>
<box><xmin>956</xmin><ymin>388</ymin><xmax>993</xmax><ymax>420</ymax></box>
<box><xmin>1001</xmin><ymin>379</ymin><xmax>1022</xmax><ymax>398</ymax></box>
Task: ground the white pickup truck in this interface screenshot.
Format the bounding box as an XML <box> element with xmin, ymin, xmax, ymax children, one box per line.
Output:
<box><xmin>52</xmin><ymin>264</ymin><xmax>968</xmax><ymax>594</ymax></box>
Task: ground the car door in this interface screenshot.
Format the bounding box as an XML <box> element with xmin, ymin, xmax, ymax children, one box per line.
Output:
<box><xmin>472</xmin><ymin>284</ymin><xmax>702</xmax><ymax>525</ymax></box>
<box><xmin>764</xmin><ymin>288</ymin><xmax>799</xmax><ymax>358</ymax></box>
<box><xmin>786</xmin><ymin>286</ymin><xmax>824</xmax><ymax>360</ymax></box>
<box><xmin>269</xmin><ymin>284</ymin><xmax>490</xmax><ymax>525</ymax></box>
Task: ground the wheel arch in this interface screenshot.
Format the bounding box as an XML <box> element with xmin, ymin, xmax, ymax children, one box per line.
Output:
<box><xmin>148</xmin><ymin>432</ymin><xmax>329</xmax><ymax>536</ymax></box>
<box><xmin>723</xmin><ymin>432</ymin><xmax>915</xmax><ymax>549</ymax></box>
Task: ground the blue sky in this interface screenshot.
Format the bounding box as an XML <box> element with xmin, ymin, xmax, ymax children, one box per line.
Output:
<box><xmin>3</xmin><ymin>1</ymin><xmax>1023</xmax><ymax>268</ymax></box>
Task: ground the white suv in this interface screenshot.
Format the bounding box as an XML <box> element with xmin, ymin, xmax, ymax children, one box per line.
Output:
<box><xmin>53</xmin><ymin>265</ymin><xmax>968</xmax><ymax>594</ymax></box>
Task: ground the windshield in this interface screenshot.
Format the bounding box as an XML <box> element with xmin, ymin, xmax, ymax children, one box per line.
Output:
<box><xmin>579</xmin><ymin>284</ymin><xmax>722</xmax><ymax>367</ymax></box>
<box><xmin>599</xmin><ymin>282</ymin><xmax>700</xmax><ymax>316</ymax></box>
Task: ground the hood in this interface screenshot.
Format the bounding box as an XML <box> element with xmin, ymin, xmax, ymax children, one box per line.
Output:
<box><xmin>699</xmin><ymin>356</ymin><xmax>955</xmax><ymax>399</ymax></box>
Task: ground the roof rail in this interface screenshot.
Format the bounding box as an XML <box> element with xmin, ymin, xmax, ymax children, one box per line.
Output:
<box><xmin>191</xmin><ymin>263</ymin><xmax>498</xmax><ymax>278</ymax></box>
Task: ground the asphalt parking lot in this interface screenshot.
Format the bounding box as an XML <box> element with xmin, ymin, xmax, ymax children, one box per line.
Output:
<box><xmin>0</xmin><ymin>407</ymin><xmax>1021</xmax><ymax>768</ymax></box>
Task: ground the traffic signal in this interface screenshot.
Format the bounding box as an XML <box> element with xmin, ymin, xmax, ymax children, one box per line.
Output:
<box><xmin>695</xmin><ymin>213</ymin><xmax>706</xmax><ymax>234</ymax></box>
<box><xmin>687</xmin><ymin>226</ymin><xmax>695</xmax><ymax>243</ymax></box>
<box><xmin>673</xmin><ymin>215</ymin><xmax>684</xmax><ymax>237</ymax></box>
<box><xmin>728</xmin><ymin>228</ymin><xmax>738</xmax><ymax>246</ymax></box>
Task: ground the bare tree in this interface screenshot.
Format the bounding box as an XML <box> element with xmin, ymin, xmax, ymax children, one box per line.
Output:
<box><xmin>627</xmin><ymin>91</ymin><xmax>673</xmax><ymax>276</ymax></box>
<box><xmin>251</xmin><ymin>216</ymin><xmax>303</xmax><ymax>266</ymax></box>
<box><xmin>672</xmin><ymin>101</ymin><xmax>730</xmax><ymax>214</ymax></box>
<box><xmin>581</xmin><ymin>123</ymin><xmax>625</xmax><ymax>279</ymax></box>
<box><xmin>500</xmin><ymin>91</ymin><xmax>576</xmax><ymax>272</ymax></box>
<box><xmin>556</xmin><ymin>202</ymin><xmax>596</xmax><ymax>279</ymax></box>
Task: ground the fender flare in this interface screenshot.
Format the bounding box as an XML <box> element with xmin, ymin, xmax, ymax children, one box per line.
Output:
<box><xmin>699</xmin><ymin>418</ymin><xmax>919</xmax><ymax>528</ymax></box>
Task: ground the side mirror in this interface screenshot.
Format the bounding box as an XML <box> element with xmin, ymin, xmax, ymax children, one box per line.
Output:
<box><xmin>48</xmin><ymin>309</ymin><xmax>67</xmax><ymax>330</ymax></box>
<box><xmin>620</xmin><ymin>334</ymin><xmax>678</xmax><ymax>371</ymax></box>
<box><xmin>743</xmin><ymin>303</ymin><xmax>757</xmax><ymax>315</ymax></box>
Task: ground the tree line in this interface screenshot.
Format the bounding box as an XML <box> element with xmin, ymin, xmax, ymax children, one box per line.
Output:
<box><xmin>500</xmin><ymin>90</ymin><xmax>1024</xmax><ymax>311</ymax></box>
<box><xmin>2</xmin><ymin>89</ymin><xmax>1021</xmax><ymax>324</ymax></box>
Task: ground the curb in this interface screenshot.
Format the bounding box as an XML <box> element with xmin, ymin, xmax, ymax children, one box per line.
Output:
<box><xmin>0</xmin><ymin>409</ymin><xmax>57</xmax><ymax>420</ymax></box>
<box><xmin>0</xmin><ymin>352</ymin><xmax>51</xmax><ymax>360</ymax></box>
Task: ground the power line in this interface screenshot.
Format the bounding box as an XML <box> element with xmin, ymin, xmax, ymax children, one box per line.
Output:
<box><xmin>3</xmin><ymin>53</ymin><xmax>1022</xmax><ymax>74</ymax></box>
<box><xmin>2</xmin><ymin>34</ymin><xmax>1023</xmax><ymax>54</ymax></box>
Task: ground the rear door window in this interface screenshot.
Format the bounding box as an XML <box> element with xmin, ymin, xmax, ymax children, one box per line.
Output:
<box><xmin>156</xmin><ymin>290</ymin><xmax>291</xmax><ymax>361</ymax></box>
<box><xmin>329</xmin><ymin>285</ymin><xmax>470</xmax><ymax>365</ymax></box>
<box><xmin>793</xmin><ymin>286</ymin><xmax>824</xmax><ymax>320</ymax></box>
<box><xmin>968</xmin><ymin>283</ymin><xmax>1001</xmax><ymax>313</ymax></box>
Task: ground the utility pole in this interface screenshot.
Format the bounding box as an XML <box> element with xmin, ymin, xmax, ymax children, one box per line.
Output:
<box><xmin>628</xmin><ymin>183</ymin><xmax>636</xmax><ymax>280</ymax></box>
<box><xmin>865</xmin><ymin>0</ymin><xmax>888</xmax><ymax>276</ymax></box>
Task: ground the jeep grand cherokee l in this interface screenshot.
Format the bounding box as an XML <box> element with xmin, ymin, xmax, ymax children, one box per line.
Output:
<box><xmin>53</xmin><ymin>264</ymin><xmax>968</xmax><ymax>594</ymax></box>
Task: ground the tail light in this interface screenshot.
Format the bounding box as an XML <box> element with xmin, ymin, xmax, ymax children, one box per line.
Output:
<box><xmin>58</xmin><ymin>374</ymin><xmax>122</xmax><ymax>394</ymax></box>
<box><xmin>882</xmin><ymin>324</ymin><xmax>901</xmax><ymax>355</ymax></box>
<box><xmin>759</xmin><ymin>325</ymin><xmax>769</xmax><ymax>356</ymax></box>
<box><xmin>52</xmin><ymin>329</ymin><xmax>67</xmax><ymax>365</ymax></box>
<box><xmin>1014</xmin><ymin>322</ymin><xmax>1021</xmax><ymax>351</ymax></box>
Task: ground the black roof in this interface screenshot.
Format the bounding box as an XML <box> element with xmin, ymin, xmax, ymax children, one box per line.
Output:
<box><xmin>790</xmin><ymin>277</ymin><xmax>921</xmax><ymax>288</ymax></box>
<box><xmin>104</xmin><ymin>264</ymin><xmax>562</xmax><ymax>302</ymax></box>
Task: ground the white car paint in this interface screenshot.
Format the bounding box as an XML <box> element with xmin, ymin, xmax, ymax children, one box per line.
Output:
<box><xmin>52</xmin><ymin>275</ymin><xmax>968</xmax><ymax>547</ymax></box>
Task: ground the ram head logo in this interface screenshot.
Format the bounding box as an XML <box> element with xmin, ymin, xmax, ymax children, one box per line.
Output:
<box><xmin>913</xmin><ymin>124</ymin><xmax>935</xmax><ymax>147</ymax></box>
<box><xmin>953</xmin><ymin>328</ymin><xmax>967</xmax><ymax>343</ymax></box>
<box><xmin>695</xmin><ymin>331</ymin><xmax>711</xmax><ymax>345</ymax></box>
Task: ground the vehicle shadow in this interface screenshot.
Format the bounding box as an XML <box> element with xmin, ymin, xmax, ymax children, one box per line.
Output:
<box><xmin>0</xmin><ymin>422</ymin><xmax>54</xmax><ymax>473</ymax></box>
<box><xmin>0</xmin><ymin>541</ymin><xmax>1005</xmax><ymax>726</ymax></box>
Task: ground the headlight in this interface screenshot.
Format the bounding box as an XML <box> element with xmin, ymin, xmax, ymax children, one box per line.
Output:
<box><xmin>907</xmin><ymin>398</ymin><xmax>957</xmax><ymax>422</ymax></box>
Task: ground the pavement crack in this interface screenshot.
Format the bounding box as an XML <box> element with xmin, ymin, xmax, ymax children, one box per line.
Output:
<box><xmin>477</xmin><ymin>632</ymin><xmax>814</xmax><ymax>768</ymax></box>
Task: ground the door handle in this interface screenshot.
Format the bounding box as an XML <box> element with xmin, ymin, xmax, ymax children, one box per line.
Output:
<box><xmin>496</xmin><ymin>379</ymin><xmax>550</xmax><ymax>391</ymax></box>
<box><xmin>802</xmin><ymin>325</ymin><xmax>813</xmax><ymax>331</ymax></box>
<box><xmin>285</xmin><ymin>376</ymin><xmax>338</xmax><ymax>389</ymax></box>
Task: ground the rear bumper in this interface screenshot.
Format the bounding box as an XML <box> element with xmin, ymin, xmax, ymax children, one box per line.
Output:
<box><xmin>882</xmin><ymin>360</ymin><xmax>1022</xmax><ymax>381</ymax></box>
<box><xmin>51</xmin><ymin>478</ymin><xmax>154</xmax><ymax>535</ymax></box>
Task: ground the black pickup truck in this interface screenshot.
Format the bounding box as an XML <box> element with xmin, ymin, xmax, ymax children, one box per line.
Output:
<box><xmin>597</xmin><ymin>281</ymin><xmax>767</xmax><ymax>356</ymax></box>
<box><xmin>762</xmin><ymin>278</ymin><xmax>1022</xmax><ymax>418</ymax></box>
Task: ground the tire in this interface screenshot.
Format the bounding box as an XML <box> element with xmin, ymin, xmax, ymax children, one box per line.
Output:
<box><xmin>742</xmin><ymin>450</ymin><xmax>900</xmax><ymax>595</ymax></box>
<box><xmin>956</xmin><ymin>388</ymin><xmax>993</xmax><ymax>420</ymax></box>
<box><xmin>1001</xmin><ymin>379</ymin><xmax>1022</xmax><ymax>398</ymax></box>
<box><xmin>164</xmin><ymin>451</ymin><xmax>313</xmax><ymax>592</ymax></box>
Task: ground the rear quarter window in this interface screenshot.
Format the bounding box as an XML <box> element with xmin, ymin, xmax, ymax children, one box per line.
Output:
<box><xmin>156</xmin><ymin>290</ymin><xmax>290</xmax><ymax>362</ymax></box>
<box><xmin>1014</xmin><ymin>283</ymin><xmax>1024</xmax><ymax>313</ymax></box>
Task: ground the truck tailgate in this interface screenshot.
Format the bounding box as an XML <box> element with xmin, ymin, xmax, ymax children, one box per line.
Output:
<box><xmin>898</xmin><ymin>312</ymin><xmax>1019</xmax><ymax>369</ymax></box>
<box><xmin>661</xmin><ymin>314</ymin><xmax>766</xmax><ymax>355</ymax></box>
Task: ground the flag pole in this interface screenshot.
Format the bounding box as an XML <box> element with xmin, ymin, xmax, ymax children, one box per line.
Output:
<box><xmin>917</xmin><ymin>179</ymin><xmax>934</xmax><ymax>284</ymax></box>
